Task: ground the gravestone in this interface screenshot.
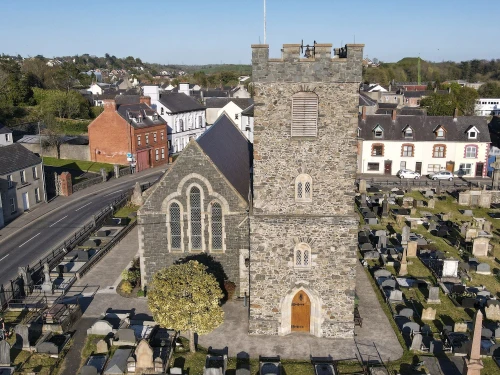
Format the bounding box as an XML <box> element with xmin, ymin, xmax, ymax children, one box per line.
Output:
<box><xmin>410</xmin><ymin>333</ymin><xmax>423</xmax><ymax>351</ymax></box>
<box><xmin>96</xmin><ymin>339</ymin><xmax>109</xmax><ymax>354</ymax></box>
<box><xmin>360</xmin><ymin>193</ymin><xmax>367</xmax><ymax>207</ymax></box>
<box><xmin>18</xmin><ymin>266</ymin><xmax>33</xmax><ymax>290</ymax></box>
<box><xmin>462</xmin><ymin>298</ymin><xmax>476</xmax><ymax>309</ymax></box>
<box><xmin>461</xmin><ymin>222</ymin><xmax>469</xmax><ymax>237</ymax></box>
<box><xmin>87</xmin><ymin>320</ymin><xmax>114</xmax><ymax>336</ymax></box>
<box><xmin>452</xmin><ymin>284</ymin><xmax>466</xmax><ymax>295</ymax></box>
<box><xmin>360</xmin><ymin>243</ymin><xmax>374</xmax><ymax>251</ymax></box>
<box><xmin>388</xmin><ymin>290</ymin><xmax>403</xmax><ymax>302</ymax></box>
<box><xmin>377</xmin><ymin>233</ymin><xmax>387</xmax><ymax>249</ymax></box>
<box><xmin>79</xmin><ymin>366</ymin><xmax>98</xmax><ymax>375</ymax></box>
<box><xmin>430</xmin><ymin>340</ymin><xmax>443</xmax><ymax>354</ymax></box>
<box><xmin>77</xmin><ymin>250</ymin><xmax>90</xmax><ymax>262</ymax></box>
<box><xmin>463</xmin><ymin>209</ymin><xmax>473</xmax><ymax>216</ymax></box>
<box><xmin>487</xmin><ymin>300</ymin><xmax>500</xmax><ymax>307</ymax></box>
<box><xmin>15</xmin><ymin>324</ymin><xmax>30</xmax><ymax>349</ymax></box>
<box><xmin>422</xmin><ymin>307</ymin><xmax>436</xmax><ymax>321</ymax></box>
<box><xmin>427</xmin><ymin>198</ymin><xmax>435</xmax><ymax>209</ymax></box>
<box><xmin>396</xmin><ymin>215</ymin><xmax>406</xmax><ymax>226</ymax></box>
<box><xmin>381</xmin><ymin>279</ymin><xmax>396</xmax><ymax>290</ymax></box>
<box><xmin>399</xmin><ymin>308</ymin><xmax>414</xmax><ymax>318</ymax></box>
<box><xmin>403</xmin><ymin>322</ymin><xmax>421</xmax><ymax>334</ymax></box>
<box><xmin>481</xmin><ymin>328</ymin><xmax>493</xmax><ymax>339</ymax></box>
<box><xmin>381</xmin><ymin>197</ymin><xmax>389</xmax><ymax>218</ymax></box>
<box><xmin>399</xmin><ymin>247</ymin><xmax>408</xmax><ymax>276</ymax></box>
<box><xmin>131</xmin><ymin>182</ymin><xmax>144</xmax><ymax>206</ymax></box>
<box><xmin>476</xmin><ymin>263</ymin><xmax>490</xmax><ymax>275</ymax></box>
<box><xmin>410</xmin><ymin>220</ymin><xmax>418</xmax><ymax>229</ymax></box>
<box><xmin>424</xmin><ymin>190</ymin><xmax>434</xmax><ymax>198</ymax></box>
<box><xmin>428</xmin><ymin>222</ymin><xmax>438</xmax><ymax>233</ymax></box>
<box><xmin>442</xmin><ymin>258</ymin><xmax>459</xmax><ymax>278</ymax></box>
<box><xmin>485</xmin><ymin>305</ymin><xmax>500</xmax><ymax>321</ymax></box>
<box><xmin>454</xmin><ymin>322</ymin><xmax>468</xmax><ymax>333</ymax></box>
<box><xmin>407</xmin><ymin>241</ymin><xmax>418</xmax><ymax>257</ymax></box>
<box><xmin>359</xmin><ymin>180</ymin><xmax>367</xmax><ymax>194</ymax></box>
<box><xmin>41</xmin><ymin>263</ymin><xmax>53</xmax><ymax>293</ymax></box>
<box><xmin>459</xmin><ymin>191</ymin><xmax>471</xmax><ymax>206</ymax></box>
<box><xmin>363</xmin><ymin>251</ymin><xmax>379</xmax><ymax>260</ymax></box>
<box><xmin>374</xmin><ymin>269</ymin><xmax>392</xmax><ymax>279</ymax></box>
<box><xmin>0</xmin><ymin>341</ymin><xmax>11</xmax><ymax>366</ymax></box>
<box><xmin>114</xmin><ymin>328</ymin><xmax>136</xmax><ymax>346</ymax></box>
<box><xmin>427</xmin><ymin>287</ymin><xmax>440</xmax><ymax>304</ymax></box>
<box><xmin>464</xmin><ymin>310</ymin><xmax>484</xmax><ymax>375</ymax></box>
<box><xmin>459</xmin><ymin>262</ymin><xmax>470</xmax><ymax>273</ymax></box>
<box><xmin>472</xmin><ymin>237</ymin><xmax>489</xmax><ymax>257</ymax></box>
<box><xmin>401</xmin><ymin>225</ymin><xmax>410</xmax><ymax>244</ymax></box>
<box><xmin>135</xmin><ymin>339</ymin><xmax>154</xmax><ymax>370</ymax></box>
<box><xmin>483</xmin><ymin>221</ymin><xmax>492</xmax><ymax>233</ymax></box>
<box><xmin>478</xmin><ymin>191</ymin><xmax>492</xmax><ymax>208</ymax></box>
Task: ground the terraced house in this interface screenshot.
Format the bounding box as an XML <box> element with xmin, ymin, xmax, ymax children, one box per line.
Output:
<box><xmin>357</xmin><ymin>108</ymin><xmax>491</xmax><ymax>177</ymax></box>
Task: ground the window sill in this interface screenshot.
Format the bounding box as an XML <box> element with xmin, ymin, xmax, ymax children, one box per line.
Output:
<box><xmin>295</xmin><ymin>199</ymin><xmax>312</xmax><ymax>204</ymax></box>
<box><xmin>371</xmin><ymin>155</ymin><xmax>384</xmax><ymax>157</ymax></box>
<box><xmin>17</xmin><ymin>182</ymin><xmax>31</xmax><ymax>189</ymax></box>
<box><xmin>294</xmin><ymin>267</ymin><xmax>311</xmax><ymax>271</ymax></box>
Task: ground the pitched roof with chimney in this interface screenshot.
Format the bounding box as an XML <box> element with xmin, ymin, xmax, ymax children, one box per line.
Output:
<box><xmin>158</xmin><ymin>93</ymin><xmax>205</xmax><ymax>114</ymax></box>
<box><xmin>116</xmin><ymin>103</ymin><xmax>169</xmax><ymax>130</ymax></box>
<box><xmin>197</xmin><ymin>114</ymin><xmax>253</xmax><ymax>201</ymax></box>
<box><xmin>0</xmin><ymin>143</ymin><xmax>42</xmax><ymax>175</ymax></box>
<box><xmin>359</xmin><ymin>114</ymin><xmax>490</xmax><ymax>143</ymax></box>
<box><xmin>205</xmin><ymin>98</ymin><xmax>254</xmax><ymax>110</ymax></box>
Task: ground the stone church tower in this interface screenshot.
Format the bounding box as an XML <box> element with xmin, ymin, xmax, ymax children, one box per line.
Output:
<box><xmin>249</xmin><ymin>42</ymin><xmax>364</xmax><ymax>338</ymax></box>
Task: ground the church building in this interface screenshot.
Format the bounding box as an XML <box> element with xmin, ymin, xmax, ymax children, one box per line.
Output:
<box><xmin>138</xmin><ymin>42</ymin><xmax>364</xmax><ymax>339</ymax></box>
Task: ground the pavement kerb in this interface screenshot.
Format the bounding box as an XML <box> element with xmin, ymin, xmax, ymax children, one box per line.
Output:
<box><xmin>0</xmin><ymin>167</ymin><xmax>165</xmax><ymax>245</ymax></box>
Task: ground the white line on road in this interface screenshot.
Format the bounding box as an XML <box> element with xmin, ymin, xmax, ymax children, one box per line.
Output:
<box><xmin>103</xmin><ymin>189</ymin><xmax>123</xmax><ymax>197</ymax></box>
<box><xmin>75</xmin><ymin>202</ymin><xmax>92</xmax><ymax>211</ymax></box>
<box><xmin>18</xmin><ymin>233</ymin><xmax>41</xmax><ymax>248</ymax></box>
<box><xmin>0</xmin><ymin>254</ymin><xmax>9</xmax><ymax>262</ymax></box>
<box><xmin>49</xmin><ymin>215</ymin><xmax>68</xmax><ymax>228</ymax></box>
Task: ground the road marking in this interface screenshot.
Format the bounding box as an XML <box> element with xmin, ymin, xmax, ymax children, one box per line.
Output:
<box><xmin>75</xmin><ymin>202</ymin><xmax>92</xmax><ymax>211</ymax></box>
<box><xmin>18</xmin><ymin>233</ymin><xmax>41</xmax><ymax>248</ymax></box>
<box><xmin>49</xmin><ymin>215</ymin><xmax>68</xmax><ymax>228</ymax></box>
<box><xmin>103</xmin><ymin>189</ymin><xmax>122</xmax><ymax>197</ymax></box>
<box><xmin>0</xmin><ymin>254</ymin><xmax>9</xmax><ymax>262</ymax></box>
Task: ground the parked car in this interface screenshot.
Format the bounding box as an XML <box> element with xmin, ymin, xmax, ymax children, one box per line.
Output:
<box><xmin>428</xmin><ymin>171</ymin><xmax>454</xmax><ymax>181</ymax></box>
<box><xmin>396</xmin><ymin>169</ymin><xmax>421</xmax><ymax>179</ymax></box>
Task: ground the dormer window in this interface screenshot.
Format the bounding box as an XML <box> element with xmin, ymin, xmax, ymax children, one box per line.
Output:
<box><xmin>403</xmin><ymin>126</ymin><xmax>413</xmax><ymax>139</ymax></box>
<box><xmin>137</xmin><ymin>115</ymin><xmax>142</xmax><ymax>123</ymax></box>
<box><xmin>373</xmin><ymin>125</ymin><xmax>384</xmax><ymax>138</ymax></box>
<box><xmin>435</xmin><ymin>126</ymin><xmax>446</xmax><ymax>139</ymax></box>
<box><xmin>467</xmin><ymin>126</ymin><xmax>479</xmax><ymax>139</ymax></box>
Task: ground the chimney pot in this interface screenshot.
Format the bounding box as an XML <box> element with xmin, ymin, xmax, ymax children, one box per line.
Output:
<box><xmin>392</xmin><ymin>109</ymin><xmax>397</xmax><ymax>121</ymax></box>
<box><xmin>362</xmin><ymin>106</ymin><xmax>367</xmax><ymax>121</ymax></box>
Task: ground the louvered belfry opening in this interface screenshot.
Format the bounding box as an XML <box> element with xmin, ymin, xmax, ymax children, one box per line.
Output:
<box><xmin>291</xmin><ymin>91</ymin><xmax>319</xmax><ymax>137</ymax></box>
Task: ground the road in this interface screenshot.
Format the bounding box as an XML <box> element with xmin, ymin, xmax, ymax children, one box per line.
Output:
<box><xmin>0</xmin><ymin>170</ymin><xmax>164</xmax><ymax>285</ymax></box>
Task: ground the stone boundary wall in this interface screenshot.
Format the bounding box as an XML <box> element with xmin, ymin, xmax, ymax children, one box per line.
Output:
<box><xmin>20</xmin><ymin>142</ymin><xmax>90</xmax><ymax>161</ymax></box>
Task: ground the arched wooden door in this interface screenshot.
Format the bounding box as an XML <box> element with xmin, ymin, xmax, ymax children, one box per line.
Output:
<box><xmin>291</xmin><ymin>291</ymin><xmax>311</xmax><ymax>332</ymax></box>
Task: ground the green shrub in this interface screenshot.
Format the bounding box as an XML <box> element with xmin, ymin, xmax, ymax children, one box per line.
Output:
<box><xmin>121</xmin><ymin>281</ymin><xmax>133</xmax><ymax>294</ymax></box>
<box><xmin>137</xmin><ymin>289</ymin><xmax>145</xmax><ymax>297</ymax></box>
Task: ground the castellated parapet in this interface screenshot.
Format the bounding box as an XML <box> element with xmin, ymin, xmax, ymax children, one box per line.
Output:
<box><xmin>252</xmin><ymin>43</ymin><xmax>364</xmax><ymax>83</ymax></box>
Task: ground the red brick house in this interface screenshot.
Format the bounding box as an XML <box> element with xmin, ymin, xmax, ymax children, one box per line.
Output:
<box><xmin>88</xmin><ymin>97</ymin><xmax>170</xmax><ymax>171</ymax></box>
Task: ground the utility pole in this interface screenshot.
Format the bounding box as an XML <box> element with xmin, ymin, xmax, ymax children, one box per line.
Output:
<box><xmin>263</xmin><ymin>0</ymin><xmax>267</xmax><ymax>44</ymax></box>
<box><xmin>37</xmin><ymin>121</ymin><xmax>48</xmax><ymax>203</ymax></box>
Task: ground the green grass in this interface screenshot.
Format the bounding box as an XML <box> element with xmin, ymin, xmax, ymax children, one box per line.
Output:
<box><xmin>114</xmin><ymin>204</ymin><xmax>139</xmax><ymax>219</ymax></box>
<box><xmin>58</xmin><ymin>118</ymin><xmax>91</xmax><ymax>135</ymax></box>
<box><xmin>43</xmin><ymin>156</ymin><xmax>116</xmax><ymax>173</ymax></box>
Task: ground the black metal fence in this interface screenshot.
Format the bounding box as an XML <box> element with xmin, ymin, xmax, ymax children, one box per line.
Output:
<box><xmin>73</xmin><ymin>174</ymin><xmax>105</xmax><ymax>193</ymax></box>
<box><xmin>356</xmin><ymin>178</ymin><xmax>486</xmax><ymax>190</ymax></box>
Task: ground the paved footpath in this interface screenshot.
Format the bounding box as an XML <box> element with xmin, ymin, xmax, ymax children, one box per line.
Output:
<box><xmin>61</xmin><ymin>226</ymin><xmax>402</xmax><ymax>366</ymax></box>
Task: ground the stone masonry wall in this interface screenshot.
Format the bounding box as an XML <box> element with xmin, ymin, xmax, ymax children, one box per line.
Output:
<box><xmin>249</xmin><ymin>43</ymin><xmax>363</xmax><ymax>338</ymax></box>
<box><xmin>138</xmin><ymin>142</ymin><xmax>249</xmax><ymax>296</ymax></box>
<box><xmin>249</xmin><ymin>216</ymin><xmax>358</xmax><ymax>337</ymax></box>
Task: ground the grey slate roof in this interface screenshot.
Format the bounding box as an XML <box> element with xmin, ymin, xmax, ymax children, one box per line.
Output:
<box><xmin>0</xmin><ymin>143</ymin><xmax>42</xmax><ymax>175</ymax></box>
<box><xmin>158</xmin><ymin>93</ymin><xmax>205</xmax><ymax>113</ymax></box>
<box><xmin>359</xmin><ymin>114</ymin><xmax>491</xmax><ymax>143</ymax></box>
<box><xmin>116</xmin><ymin>103</ymin><xmax>169</xmax><ymax>130</ymax></box>
<box><xmin>115</xmin><ymin>95</ymin><xmax>140</xmax><ymax>105</ymax></box>
<box><xmin>403</xmin><ymin>91</ymin><xmax>433</xmax><ymax>98</ymax></box>
<box><xmin>241</xmin><ymin>104</ymin><xmax>254</xmax><ymax>116</ymax></box>
<box><xmin>378</xmin><ymin>103</ymin><xmax>398</xmax><ymax>109</ymax></box>
<box><xmin>197</xmin><ymin>114</ymin><xmax>252</xmax><ymax>202</ymax></box>
<box><xmin>359</xmin><ymin>94</ymin><xmax>377</xmax><ymax>106</ymax></box>
<box><xmin>0</xmin><ymin>123</ymin><xmax>12</xmax><ymax>134</ymax></box>
<box><xmin>205</xmin><ymin>98</ymin><xmax>254</xmax><ymax>110</ymax></box>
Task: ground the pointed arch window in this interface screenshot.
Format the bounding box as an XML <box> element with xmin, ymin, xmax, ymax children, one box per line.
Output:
<box><xmin>294</xmin><ymin>243</ymin><xmax>311</xmax><ymax>269</ymax></box>
<box><xmin>189</xmin><ymin>187</ymin><xmax>202</xmax><ymax>250</ymax></box>
<box><xmin>168</xmin><ymin>202</ymin><xmax>183</xmax><ymax>252</ymax></box>
<box><xmin>295</xmin><ymin>174</ymin><xmax>312</xmax><ymax>202</ymax></box>
<box><xmin>210</xmin><ymin>202</ymin><xmax>223</xmax><ymax>251</ymax></box>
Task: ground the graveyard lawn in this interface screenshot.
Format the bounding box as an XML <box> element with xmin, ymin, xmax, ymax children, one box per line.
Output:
<box><xmin>10</xmin><ymin>346</ymin><xmax>65</xmax><ymax>374</ymax></box>
<box><xmin>171</xmin><ymin>337</ymin><xmax>315</xmax><ymax>375</ymax></box>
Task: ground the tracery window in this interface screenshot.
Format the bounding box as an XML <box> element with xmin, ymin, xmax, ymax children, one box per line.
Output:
<box><xmin>295</xmin><ymin>174</ymin><xmax>312</xmax><ymax>202</ymax></box>
<box><xmin>211</xmin><ymin>202</ymin><xmax>223</xmax><ymax>251</ymax></box>
<box><xmin>189</xmin><ymin>187</ymin><xmax>202</xmax><ymax>250</ymax></box>
<box><xmin>169</xmin><ymin>203</ymin><xmax>182</xmax><ymax>250</ymax></box>
<box><xmin>294</xmin><ymin>243</ymin><xmax>311</xmax><ymax>268</ymax></box>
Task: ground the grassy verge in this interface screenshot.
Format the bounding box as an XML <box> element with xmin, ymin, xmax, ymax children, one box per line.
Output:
<box><xmin>43</xmin><ymin>156</ymin><xmax>116</xmax><ymax>174</ymax></box>
<box><xmin>114</xmin><ymin>203</ymin><xmax>139</xmax><ymax>221</ymax></box>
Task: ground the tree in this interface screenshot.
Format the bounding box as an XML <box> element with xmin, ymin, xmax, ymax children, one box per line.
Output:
<box><xmin>456</xmin><ymin>86</ymin><xmax>479</xmax><ymax>116</ymax></box>
<box><xmin>147</xmin><ymin>261</ymin><xmax>224</xmax><ymax>353</ymax></box>
<box><xmin>420</xmin><ymin>93</ymin><xmax>456</xmax><ymax>116</ymax></box>
<box><xmin>40</xmin><ymin>114</ymin><xmax>65</xmax><ymax>159</ymax></box>
<box><xmin>478</xmin><ymin>82</ymin><xmax>500</xmax><ymax>98</ymax></box>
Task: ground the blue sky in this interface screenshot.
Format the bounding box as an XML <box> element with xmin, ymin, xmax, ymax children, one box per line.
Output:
<box><xmin>1</xmin><ymin>0</ymin><xmax>499</xmax><ymax>65</ymax></box>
